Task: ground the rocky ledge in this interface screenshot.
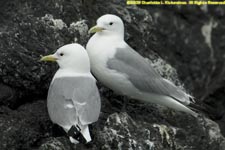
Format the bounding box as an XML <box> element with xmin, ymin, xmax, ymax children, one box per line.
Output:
<box><xmin>0</xmin><ymin>0</ymin><xmax>225</xmax><ymax>149</ymax></box>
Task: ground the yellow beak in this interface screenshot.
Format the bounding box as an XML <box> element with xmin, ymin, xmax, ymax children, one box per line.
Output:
<box><xmin>40</xmin><ymin>55</ymin><xmax>57</xmax><ymax>62</ymax></box>
<box><xmin>88</xmin><ymin>25</ymin><xmax>105</xmax><ymax>34</ymax></box>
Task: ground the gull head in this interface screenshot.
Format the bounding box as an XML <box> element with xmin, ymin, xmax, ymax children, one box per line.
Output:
<box><xmin>40</xmin><ymin>43</ymin><xmax>90</xmax><ymax>73</ymax></box>
<box><xmin>89</xmin><ymin>14</ymin><xmax>124</xmax><ymax>38</ymax></box>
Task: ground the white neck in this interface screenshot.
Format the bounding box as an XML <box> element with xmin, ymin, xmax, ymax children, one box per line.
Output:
<box><xmin>53</xmin><ymin>68</ymin><xmax>93</xmax><ymax>80</ymax></box>
<box><xmin>97</xmin><ymin>31</ymin><xmax>124</xmax><ymax>41</ymax></box>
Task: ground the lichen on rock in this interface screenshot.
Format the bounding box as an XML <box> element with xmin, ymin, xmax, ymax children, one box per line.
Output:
<box><xmin>0</xmin><ymin>0</ymin><xmax>225</xmax><ymax>150</ymax></box>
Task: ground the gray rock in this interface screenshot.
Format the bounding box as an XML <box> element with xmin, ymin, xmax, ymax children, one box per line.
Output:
<box><xmin>0</xmin><ymin>101</ymin><xmax>53</xmax><ymax>150</ymax></box>
<box><xmin>0</xmin><ymin>83</ymin><xmax>16</xmax><ymax>108</ymax></box>
<box><xmin>0</xmin><ymin>0</ymin><xmax>225</xmax><ymax>149</ymax></box>
<box><xmin>38</xmin><ymin>137</ymin><xmax>73</xmax><ymax>150</ymax></box>
<box><xmin>96</xmin><ymin>112</ymin><xmax>225</xmax><ymax>150</ymax></box>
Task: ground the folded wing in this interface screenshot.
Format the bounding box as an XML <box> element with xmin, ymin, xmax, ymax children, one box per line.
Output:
<box><xmin>47</xmin><ymin>76</ymin><xmax>101</xmax><ymax>128</ymax></box>
<box><xmin>107</xmin><ymin>44</ymin><xmax>191</xmax><ymax>105</ymax></box>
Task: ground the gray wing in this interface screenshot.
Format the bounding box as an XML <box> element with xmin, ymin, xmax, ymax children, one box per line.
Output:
<box><xmin>47</xmin><ymin>76</ymin><xmax>101</xmax><ymax>127</ymax></box>
<box><xmin>107</xmin><ymin>45</ymin><xmax>189</xmax><ymax>104</ymax></box>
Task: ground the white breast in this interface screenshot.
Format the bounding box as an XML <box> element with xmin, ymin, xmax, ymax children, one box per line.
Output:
<box><xmin>86</xmin><ymin>33</ymin><xmax>141</xmax><ymax>98</ymax></box>
<box><xmin>53</xmin><ymin>69</ymin><xmax>94</xmax><ymax>81</ymax></box>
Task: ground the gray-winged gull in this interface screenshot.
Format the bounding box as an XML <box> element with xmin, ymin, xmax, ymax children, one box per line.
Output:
<box><xmin>86</xmin><ymin>14</ymin><xmax>197</xmax><ymax>117</ymax></box>
<box><xmin>41</xmin><ymin>43</ymin><xmax>101</xmax><ymax>144</ymax></box>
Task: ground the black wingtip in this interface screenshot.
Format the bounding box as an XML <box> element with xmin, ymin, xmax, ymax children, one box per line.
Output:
<box><xmin>188</xmin><ymin>102</ymin><xmax>225</xmax><ymax>120</ymax></box>
<box><xmin>68</xmin><ymin>125</ymin><xmax>87</xmax><ymax>144</ymax></box>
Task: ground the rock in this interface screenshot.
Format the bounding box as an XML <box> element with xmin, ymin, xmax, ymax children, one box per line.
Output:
<box><xmin>0</xmin><ymin>83</ymin><xmax>17</xmax><ymax>108</ymax></box>
<box><xmin>0</xmin><ymin>0</ymin><xmax>225</xmax><ymax>149</ymax></box>
<box><xmin>0</xmin><ymin>100</ymin><xmax>53</xmax><ymax>150</ymax></box>
<box><xmin>1</xmin><ymin>99</ymin><xmax>225</xmax><ymax>150</ymax></box>
<box><xmin>138</xmin><ymin>6</ymin><xmax>225</xmax><ymax>134</ymax></box>
<box><xmin>0</xmin><ymin>0</ymin><xmax>90</xmax><ymax>107</ymax></box>
<box><xmin>96</xmin><ymin>112</ymin><xmax>225</xmax><ymax>150</ymax></box>
<box><xmin>38</xmin><ymin>137</ymin><xmax>73</xmax><ymax>150</ymax></box>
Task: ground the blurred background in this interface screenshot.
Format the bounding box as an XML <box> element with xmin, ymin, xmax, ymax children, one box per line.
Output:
<box><xmin>0</xmin><ymin>0</ymin><xmax>225</xmax><ymax>149</ymax></box>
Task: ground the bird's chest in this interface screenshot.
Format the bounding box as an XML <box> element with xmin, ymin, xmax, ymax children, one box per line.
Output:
<box><xmin>90</xmin><ymin>58</ymin><xmax>135</xmax><ymax>96</ymax></box>
<box><xmin>88</xmin><ymin>42</ymin><xmax>115</xmax><ymax>65</ymax></box>
<box><xmin>87</xmin><ymin>36</ymin><xmax>117</xmax><ymax>75</ymax></box>
<box><xmin>90</xmin><ymin>52</ymin><xmax>118</xmax><ymax>87</ymax></box>
<box><xmin>87</xmin><ymin>35</ymin><xmax>136</xmax><ymax>95</ymax></box>
<box><xmin>87</xmin><ymin>34</ymin><xmax>120</xmax><ymax>65</ymax></box>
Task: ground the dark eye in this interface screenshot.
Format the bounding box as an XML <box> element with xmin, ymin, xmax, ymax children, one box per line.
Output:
<box><xmin>109</xmin><ymin>22</ymin><xmax>113</xmax><ymax>25</ymax></box>
<box><xmin>59</xmin><ymin>53</ymin><xmax>64</xmax><ymax>56</ymax></box>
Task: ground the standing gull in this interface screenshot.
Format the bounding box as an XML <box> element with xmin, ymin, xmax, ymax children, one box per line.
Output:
<box><xmin>41</xmin><ymin>43</ymin><xmax>101</xmax><ymax>144</ymax></box>
<box><xmin>86</xmin><ymin>14</ymin><xmax>197</xmax><ymax>117</ymax></box>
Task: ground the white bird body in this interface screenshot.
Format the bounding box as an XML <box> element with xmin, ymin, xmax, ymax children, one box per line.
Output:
<box><xmin>87</xmin><ymin>14</ymin><xmax>197</xmax><ymax>117</ymax></box>
<box><xmin>87</xmin><ymin>34</ymin><xmax>140</xmax><ymax>98</ymax></box>
<box><xmin>41</xmin><ymin>43</ymin><xmax>101</xmax><ymax>144</ymax></box>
